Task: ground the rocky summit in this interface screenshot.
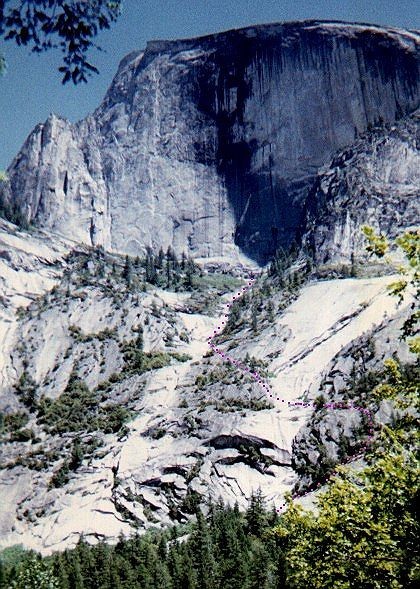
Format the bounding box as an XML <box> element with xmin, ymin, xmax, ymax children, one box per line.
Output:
<box><xmin>0</xmin><ymin>20</ymin><xmax>418</xmax><ymax>555</ymax></box>
<box><xmin>1</xmin><ymin>20</ymin><xmax>419</xmax><ymax>263</ymax></box>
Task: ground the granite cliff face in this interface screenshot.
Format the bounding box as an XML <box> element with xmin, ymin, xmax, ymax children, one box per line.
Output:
<box><xmin>301</xmin><ymin>110</ymin><xmax>420</xmax><ymax>265</ymax></box>
<box><xmin>2</xmin><ymin>21</ymin><xmax>419</xmax><ymax>262</ymax></box>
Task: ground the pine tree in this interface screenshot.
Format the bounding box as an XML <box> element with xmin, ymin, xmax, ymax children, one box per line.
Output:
<box><xmin>172</xmin><ymin>249</ymin><xmax>179</xmax><ymax>269</ymax></box>
<box><xmin>246</xmin><ymin>489</ymin><xmax>268</xmax><ymax>537</ymax></box>
<box><xmin>69</xmin><ymin>439</ymin><xmax>84</xmax><ymax>471</ymax></box>
<box><xmin>52</xmin><ymin>553</ymin><xmax>70</xmax><ymax>589</ymax></box>
<box><xmin>145</xmin><ymin>252</ymin><xmax>153</xmax><ymax>283</ymax></box>
<box><xmin>15</xmin><ymin>371</ymin><xmax>38</xmax><ymax>410</ymax></box>
<box><xmin>267</xmin><ymin>300</ymin><xmax>275</xmax><ymax>323</ymax></box>
<box><xmin>166</xmin><ymin>247</ymin><xmax>173</xmax><ymax>288</ymax></box>
<box><xmin>0</xmin><ymin>561</ymin><xmax>6</xmax><ymax>589</ymax></box>
<box><xmin>167</xmin><ymin>546</ymin><xmax>183</xmax><ymax>588</ymax></box>
<box><xmin>269</xmin><ymin>247</ymin><xmax>288</xmax><ymax>277</ymax></box>
<box><xmin>249</xmin><ymin>541</ymin><xmax>270</xmax><ymax>589</ymax></box>
<box><xmin>122</xmin><ymin>255</ymin><xmax>133</xmax><ymax>286</ymax></box>
<box><xmin>185</xmin><ymin>260</ymin><xmax>196</xmax><ymax>289</ymax></box>
<box><xmin>97</xmin><ymin>260</ymin><xmax>105</xmax><ymax>278</ymax></box>
<box><xmin>274</xmin><ymin>549</ymin><xmax>288</xmax><ymax>589</ymax></box>
<box><xmin>152</xmin><ymin>557</ymin><xmax>172</xmax><ymax>589</ymax></box>
<box><xmin>168</xmin><ymin>543</ymin><xmax>197</xmax><ymax>589</ymax></box>
<box><xmin>226</xmin><ymin>303</ymin><xmax>241</xmax><ymax>333</ymax></box>
<box><xmin>90</xmin><ymin>542</ymin><xmax>112</xmax><ymax>589</ymax></box>
<box><xmin>157</xmin><ymin>247</ymin><xmax>165</xmax><ymax>269</ymax></box>
<box><xmin>131</xmin><ymin>539</ymin><xmax>152</xmax><ymax>587</ymax></box>
<box><xmin>75</xmin><ymin>537</ymin><xmax>95</xmax><ymax>589</ymax></box>
<box><xmin>290</xmin><ymin>272</ymin><xmax>300</xmax><ymax>290</ymax></box>
<box><xmin>212</xmin><ymin>506</ymin><xmax>249</xmax><ymax>589</ymax></box>
<box><xmin>251</xmin><ymin>303</ymin><xmax>258</xmax><ymax>333</ymax></box>
<box><xmin>191</xmin><ymin>511</ymin><xmax>217</xmax><ymax>589</ymax></box>
<box><xmin>158</xmin><ymin>536</ymin><xmax>168</xmax><ymax>561</ymax></box>
<box><xmin>108</xmin><ymin>563</ymin><xmax>123</xmax><ymax>589</ymax></box>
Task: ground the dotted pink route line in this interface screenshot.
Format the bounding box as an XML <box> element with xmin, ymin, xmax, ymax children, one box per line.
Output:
<box><xmin>206</xmin><ymin>274</ymin><xmax>375</xmax><ymax>512</ymax></box>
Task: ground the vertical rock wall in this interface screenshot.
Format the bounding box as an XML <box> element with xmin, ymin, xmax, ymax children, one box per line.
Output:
<box><xmin>2</xmin><ymin>21</ymin><xmax>419</xmax><ymax>262</ymax></box>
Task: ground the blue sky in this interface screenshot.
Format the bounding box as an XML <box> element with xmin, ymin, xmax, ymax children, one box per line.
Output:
<box><xmin>0</xmin><ymin>0</ymin><xmax>419</xmax><ymax>168</ymax></box>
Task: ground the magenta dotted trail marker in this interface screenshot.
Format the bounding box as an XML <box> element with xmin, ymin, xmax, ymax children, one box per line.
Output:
<box><xmin>206</xmin><ymin>273</ymin><xmax>375</xmax><ymax>513</ymax></box>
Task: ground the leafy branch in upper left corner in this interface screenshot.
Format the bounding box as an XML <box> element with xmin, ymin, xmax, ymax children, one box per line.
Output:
<box><xmin>0</xmin><ymin>1</ymin><xmax>122</xmax><ymax>84</ymax></box>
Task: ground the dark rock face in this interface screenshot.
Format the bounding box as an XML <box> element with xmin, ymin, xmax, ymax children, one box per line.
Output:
<box><xmin>195</xmin><ymin>23</ymin><xmax>419</xmax><ymax>260</ymax></box>
<box><xmin>2</xmin><ymin>21</ymin><xmax>419</xmax><ymax>262</ymax></box>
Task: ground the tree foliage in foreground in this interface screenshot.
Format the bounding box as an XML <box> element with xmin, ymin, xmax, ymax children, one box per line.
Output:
<box><xmin>362</xmin><ymin>226</ymin><xmax>419</xmax><ymax>352</ymax></box>
<box><xmin>273</xmin><ymin>229</ymin><xmax>419</xmax><ymax>588</ymax></box>
<box><xmin>276</xmin><ymin>433</ymin><xmax>419</xmax><ymax>588</ymax></box>
<box><xmin>7</xmin><ymin>557</ymin><xmax>59</xmax><ymax>589</ymax></box>
<box><xmin>0</xmin><ymin>1</ymin><xmax>122</xmax><ymax>83</ymax></box>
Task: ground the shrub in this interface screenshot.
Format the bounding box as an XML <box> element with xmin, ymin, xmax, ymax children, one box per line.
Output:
<box><xmin>38</xmin><ymin>377</ymin><xmax>97</xmax><ymax>434</ymax></box>
<box><xmin>49</xmin><ymin>461</ymin><xmax>70</xmax><ymax>488</ymax></box>
<box><xmin>0</xmin><ymin>411</ymin><xmax>28</xmax><ymax>433</ymax></box>
<box><xmin>170</xmin><ymin>352</ymin><xmax>192</xmax><ymax>362</ymax></box>
<box><xmin>0</xmin><ymin>412</ymin><xmax>30</xmax><ymax>443</ymax></box>
<box><xmin>10</xmin><ymin>428</ymin><xmax>34</xmax><ymax>442</ymax></box>
<box><xmin>14</xmin><ymin>372</ymin><xmax>38</xmax><ymax>410</ymax></box>
<box><xmin>38</xmin><ymin>373</ymin><xmax>130</xmax><ymax>435</ymax></box>
<box><xmin>180</xmin><ymin>490</ymin><xmax>202</xmax><ymax>514</ymax></box>
<box><xmin>100</xmin><ymin>405</ymin><xmax>130</xmax><ymax>434</ymax></box>
<box><xmin>0</xmin><ymin>192</ymin><xmax>30</xmax><ymax>229</ymax></box>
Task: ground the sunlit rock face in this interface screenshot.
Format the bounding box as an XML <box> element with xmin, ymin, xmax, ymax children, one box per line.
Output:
<box><xmin>300</xmin><ymin>110</ymin><xmax>420</xmax><ymax>265</ymax></box>
<box><xmin>2</xmin><ymin>21</ymin><xmax>419</xmax><ymax>262</ymax></box>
